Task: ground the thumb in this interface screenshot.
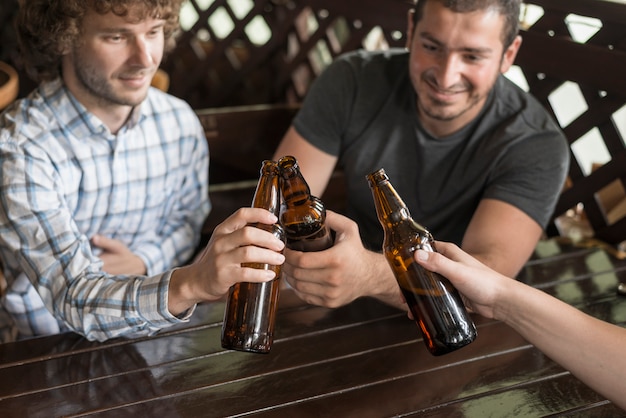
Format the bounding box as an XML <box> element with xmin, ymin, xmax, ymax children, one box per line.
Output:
<box><xmin>414</xmin><ymin>249</ymin><xmax>461</xmax><ymax>282</ymax></box>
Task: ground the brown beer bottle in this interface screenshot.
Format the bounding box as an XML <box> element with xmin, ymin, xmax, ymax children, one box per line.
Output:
<box><xmin>366</xmin><ymin>168</ymin><xmax>477</xmax><ymax>356</ymax></box>
<box><xmin>277</xmin><ymin>155</ymin><xmax>333</xmax><ymax>251</ymax></box>
<box><xmin>221</xmin><ymin>160</ymin><xmax>285</xmax><ymax>354</ymax></box>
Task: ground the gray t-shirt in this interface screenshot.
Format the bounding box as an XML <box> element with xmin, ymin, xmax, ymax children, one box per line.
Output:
<box><xmin>294</xmin><ymin>49</ymin><xmax>570</xmax><ymax>250</ymax></box>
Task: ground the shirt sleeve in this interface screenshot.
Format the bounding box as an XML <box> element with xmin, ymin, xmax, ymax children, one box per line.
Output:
<box><xmin>0</xmin><ymin>123</ymin><xmax>204</xmax><ymax>342</ymax></box>
<box><xmin>484</xmin><ymin>126</ymin><xmax>570</xmax><ymax>229</ymax></box>
<box><xmin>292</xmin><ymin>53</ymin><xmax>360</xmax><ymax>156</ymax></box>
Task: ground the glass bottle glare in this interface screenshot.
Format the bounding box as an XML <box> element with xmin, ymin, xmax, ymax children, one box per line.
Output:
<box><xmin>277</xmin><ymin>155</ymin><xmax>333</xmax><ymax>251</ymax></box>
<box><xmin>366</xmin><ymin>168</ymin><xmax>477</xmax><ymax>356</ymax></box>
<box><xmin>221</xmin><ymin>160</ymin><xmax>285</xmax><ymax>354</ymax></box>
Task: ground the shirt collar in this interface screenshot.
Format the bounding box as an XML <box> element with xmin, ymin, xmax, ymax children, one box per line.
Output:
<box><xmin>40</xmin><ymin>78</ymin><xmax>146</xmax><ymax>140</ymax></box>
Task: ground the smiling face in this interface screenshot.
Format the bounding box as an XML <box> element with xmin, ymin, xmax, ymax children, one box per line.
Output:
<box><xmin>406</xmin><ymin>1</ymin><xmax>521</xmax><ymax>137</ymax></box>
<box><xmin>62</xmin><ymin>6</ymin><xmax>165</xmax><ymax>128</ymax></box>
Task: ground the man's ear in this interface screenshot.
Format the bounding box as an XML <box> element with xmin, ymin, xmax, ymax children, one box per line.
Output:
<box><xmin>406</xmin><ymin>9</ymin><xmax>415</xmax><ymax>49</ymax></box>
<box><xmin>500</xmin><ymin>35</ymin><xmax>522</xmax><ymax>73</ymax></box>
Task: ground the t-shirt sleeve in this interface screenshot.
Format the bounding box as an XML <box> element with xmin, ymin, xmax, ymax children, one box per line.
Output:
<box><xmin>484</xmin><ymin>127</ymin><xmax>570</xmax><ymax>229</ymax></box>
<box><xmin>292</xmin><ymin>54</ymin><xmax>360</xmax><ymax>156</ymax></box>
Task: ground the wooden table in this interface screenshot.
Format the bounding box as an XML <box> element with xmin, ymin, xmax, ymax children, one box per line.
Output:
<box><xmin>1</xmin><ymin>239</ymin><xmax>625</xmax><ymax>417</ymax></box>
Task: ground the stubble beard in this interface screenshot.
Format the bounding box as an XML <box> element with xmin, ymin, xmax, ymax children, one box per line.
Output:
<box><xmin>73</xmin><ymin>56</ymin><xmax>148</xmax><ymax>108</ymax></box>
<box><xmin>419</xmin><ymin>92</ymin><xmax>484</xmax><ymax>122</ymax></box>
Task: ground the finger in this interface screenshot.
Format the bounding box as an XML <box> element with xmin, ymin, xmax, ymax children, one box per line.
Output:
<box><xmin>242</xmin><ymin>225</ymin><xmax>286</xmax><ymax>253</ymax></box>
<box><xmin>283</xmin><ymin>271</ymin><xmax>324</xmax><ymax>295</ymax></box>
<box><xmin>287</xmin><ymin>284</ymin><xmax>330</xmax><ymax>307</ymax></box>
<box><xmin>91</xmin><ymin>235</ymin><xmax>123</xmax><ymax>252</ymax></box>
<box><xmin>211</xmin><ymin>223</ymin><xmax>285</xmax><ymax>255</ymax></box>
<box><xmin>214</xmin><ymin>208</ymin><xmax>279</xmax><ymax>235</ymax></box>
<box><xmin>236</xmin><ymin>244</ymin><xmax>286</xmax><ymax>267</ymax></box>
<box><xmin>325</xmin><ymin>209</ymin><xmax>345</xmax><ymax>225</ymax></box>
<box><xmin>432</xmin><ymin>241</ymin><xmax>483</xmax><ymax>267</ymax></box>
<box><xmin>325</xmin><ymin>210</ymin><xmax>357</xmax><ymax>235</ymax></box>
<box><xmin>414</xmin><ymin>248</ymin><xmax>468</xmax><ymax>284</ymax></box>
<box><xmin>283</xmin><ymin>247</ymin><xmax>332</xmax><ymax>270</ymax></box>
<box><xmin>238</xmin><ymin>265</ymin><xmax>281</xmax><ymax>282</ymax></box>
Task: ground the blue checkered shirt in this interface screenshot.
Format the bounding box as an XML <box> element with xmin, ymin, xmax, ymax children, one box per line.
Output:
<box><xmin>0</xmin><ymin>78</ymin><xmax>210</xmax><ymax>342</ymax></box>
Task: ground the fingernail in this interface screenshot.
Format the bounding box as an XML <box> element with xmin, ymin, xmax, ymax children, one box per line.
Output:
<box><xmin>415</xmin><ymin>249</ymin><xmax>428</xmax><ymax>261</ymax></box>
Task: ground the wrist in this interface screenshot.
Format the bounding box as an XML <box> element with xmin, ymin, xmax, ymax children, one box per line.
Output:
<box><xmin>168</xmin><ymin>266</ymin><xmax>200</xmax><ymax>316</ymax></box>
<box><xmin>368</xmin><ymin>252</ymin><xmax>404</xmax><ymax>308</ymax></box>
<box><xmin>491</xmin><ymin>277</ymin><xmax>524</xmax><ymax>323</ymax></box>
<box><xmin>134</xmin><ymin>254</ymin><xmax>148</xmax><ymax>275</ymax></box>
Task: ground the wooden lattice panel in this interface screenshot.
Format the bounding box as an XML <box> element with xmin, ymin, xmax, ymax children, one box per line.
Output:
<box><xmin>164</xmin><ymin>0</ymin><xmax>626</xmax><ymax>245</ymax></box>
<box><xmin>4</xmin><ymin>0</ymin><xmax>623</xmax><ymax>243</ymax></box>
<box><xmin>163</xmin><ymin>0</ymin><xmax>412</xmax><ymax>108</ymax></box>
<box><xmin>514</xmin><ymin>0</ymin><xmax>626</xmax><ymax>244</ymax></box>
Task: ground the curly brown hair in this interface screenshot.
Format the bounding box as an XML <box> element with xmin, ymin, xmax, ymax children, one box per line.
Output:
<box><xmin>16</xmin><ymin>0</ymin><xmax>185</xmax><ymax>82</ymax></box>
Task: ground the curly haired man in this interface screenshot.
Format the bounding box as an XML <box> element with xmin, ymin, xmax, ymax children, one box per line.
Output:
<box><xmin>0</xmin><ymin>0</ymin><xmax>285</xmax><ymax>342</ymax></box>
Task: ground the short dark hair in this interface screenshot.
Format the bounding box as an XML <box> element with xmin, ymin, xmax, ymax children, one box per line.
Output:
<box><xmin>412</xmin><ymin>0</ymin><xmax>521</xmax><ymax>49</ymax></box>
<box><xmin>16</xmin><ymin>0</ymin><xmax>185</xmax><ymax>82</ymax></box>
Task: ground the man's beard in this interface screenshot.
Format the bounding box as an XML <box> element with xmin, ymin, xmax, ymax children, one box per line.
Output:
<box><xmin>419</xmin><ymin>93</ymin><xmax>484</xmax><ymax>122</ymax></box>
<box><xmin>73</xmin><ymin>56</ymin><xmax>147</xmax><ymax>108</ymax></box>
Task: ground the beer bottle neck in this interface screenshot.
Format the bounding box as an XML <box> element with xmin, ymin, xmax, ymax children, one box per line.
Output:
<box><xmin>251</xmin><ymin>161</ymin><xmax>281</xmax><ymax>216</ymax></box>
<box><xmin>367</xmin><ymin>170</ymin><xmax>408</xmax><ymax>222</ymax></box>
<box><xmin>371</xmin><ymin>181</ymin><xmax>410</xmax><ymax>225</ymax></box>
<box><xmin>278</xmin><ymin>158</ymin><xmax>313</xmax><ymax>205</ymax></box>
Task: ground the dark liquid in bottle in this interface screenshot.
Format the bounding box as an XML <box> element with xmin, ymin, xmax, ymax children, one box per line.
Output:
<box><xmin>221</xmin><ymin>275</ymin><xmax>281</xmax><ymax>353</ymax></box>
<box><xmin>282</xmin><ymin>221</ymin><xmax>334</xmax><ymax>252</ymax></box>
<box><xmin>389</xmin><ymin>253</ymin><xmax>476</xmax><ymax>356</ymax></box>
<box><xmin>221</xmin><ymin>222</ymin><xmax>283</xmax><ymax>354</ymax></box>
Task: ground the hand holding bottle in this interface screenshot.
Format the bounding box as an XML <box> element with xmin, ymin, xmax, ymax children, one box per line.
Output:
<box><xmin>282</xmin><ymin>210</ymin><xmax>404</xmax><ymax>309</ymax></box>
<box><xmin>222</xmin><ymin>160</ymin><xmax>286</xmax><ymax>353</ymax></box>
<box><xmin>367</xmin><ymin>168</ymin><xmax>476</xmax><ymax>355</ymax></box>
<box><xmin>413</xmin><ymin>240</ymin><xmax>509</xmax><ymax>320</ymax></box>
<box><xmin>413</xmin><ymin>240</ymin><xmax>626</xmax><ymax>410</ymax></box>
<box><xmin>168</xmin><ymin>207</ymin><xmax>285</xmax><ymax>316</ymax></box>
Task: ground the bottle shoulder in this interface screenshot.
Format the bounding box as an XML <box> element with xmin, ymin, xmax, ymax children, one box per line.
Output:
<box><xmin>383</xmin><ymin>219</ymin><xmax>433</xmax><ymax>249</ymax></box>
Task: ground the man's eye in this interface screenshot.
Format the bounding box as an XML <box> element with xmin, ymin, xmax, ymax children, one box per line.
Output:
<box><xmin>423</xmin><ymin>43</ymin><xmax>438</xmax><ymax>51</ymax></box>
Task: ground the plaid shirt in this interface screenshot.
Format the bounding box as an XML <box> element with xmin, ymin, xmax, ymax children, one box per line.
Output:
<box><xmin>0</xmin><ymin>78</ymin><xmax>210</xmax><ymax>342</ymax></box>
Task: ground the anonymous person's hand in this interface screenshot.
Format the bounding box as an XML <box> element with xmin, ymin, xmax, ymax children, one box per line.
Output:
<box><xmin>91</xmin><ymin>235</ymin><xmax>147</xmax><ymax>275</ymax></box>
<box><xmin>168</xmin><ymin>207</ymin><xmax>285</xmax><ymax>315</ymax></box>
<box><xmin>413</xmin><ymin>241</ymin><xmax>510</xmax><ymax>320</ymax></box>
<box><xmin>282</xmin><ymin>210</ymin><xmax>405</xmax><ymax>309</ymax></box>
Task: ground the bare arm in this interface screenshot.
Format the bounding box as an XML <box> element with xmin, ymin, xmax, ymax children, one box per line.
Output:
<box><xmin>462</xmin><ymin>198</ymin><xmax>543</xmax><ymax>278</ymax></box>
<box><xmin>415</xmin><ymin>242</ymin><xmax>626</xmax><ymax>410</ymax></box>
<box><xmin>272</xmin><ymin>126</ymin><xmax>337</xmax><ymax>198</ymax></box>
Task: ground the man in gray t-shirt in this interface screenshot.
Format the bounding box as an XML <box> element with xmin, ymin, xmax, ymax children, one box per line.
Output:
<box><xmin>273</xmin><ymin>0</ymin><xmax>569</xmax><ymax>310</ymax></box>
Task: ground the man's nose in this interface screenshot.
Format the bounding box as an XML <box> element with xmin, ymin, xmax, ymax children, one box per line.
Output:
<box><xmin>435</xmin><ymin>54</ymin><xmax>463</xmax><ymax>90</ymax></box>
<box><xmin>129</xmin><ymin>37</ymin><xmax>153</xmax><ymax>67</ymax></box>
